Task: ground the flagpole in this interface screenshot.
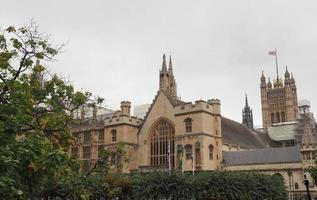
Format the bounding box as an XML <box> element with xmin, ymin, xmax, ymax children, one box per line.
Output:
<box><xmin>181</xmin><ymin>144</ymin><xmax>184</xmax><ymax>175</ymax></box>
<box><xmin>275</xmin><ymin>48</ymin><xmax>279</xmax><ymax>79</ymax></box>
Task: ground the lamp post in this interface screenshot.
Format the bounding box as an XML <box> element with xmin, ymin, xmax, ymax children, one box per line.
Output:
<box><xmin>287</xmin><ymin>170</ymin><xmax>293</xmax><ymax>200</ymax></box>
<box><xmin>304</xmin><ymin>175</ymin><xmax>311</xmax><ymax>200</ymax></box>
<box><xmin>191</xmin><ymin>154</ymin><xmax>195</xmax><ymax>175</ymax></box>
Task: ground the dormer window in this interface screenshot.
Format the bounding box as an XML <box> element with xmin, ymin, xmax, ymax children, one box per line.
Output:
<box><xmin>184</xmin><ymin>118</ymin><xmax>192</xmax><ymax>133</ymax></box>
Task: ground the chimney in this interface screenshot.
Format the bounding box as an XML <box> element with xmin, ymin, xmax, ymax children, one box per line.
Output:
<box><xmin>120</xmin><ymin>101</ymin><xmax>131</xmax><ymax>116</ymax></box>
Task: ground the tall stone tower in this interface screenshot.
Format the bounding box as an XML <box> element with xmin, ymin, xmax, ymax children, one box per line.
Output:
<box><xmin>295</xmin><ymin>101</ymin><xmax>317</xmax><ymax>165</ymax></box>
<box><xmin>260</xmin><ymin>67</ymin><xmax>298</xmax><ymax>130</ymax></box>
<box><xmin>242</xmin><ymin>94</ymin><xmax>254</xmax><ymax>130</ymax></box>
<box><xmin>159</xmin><ymin>54</ymin><xmax>177</xmax><ymax>98</ymax></box>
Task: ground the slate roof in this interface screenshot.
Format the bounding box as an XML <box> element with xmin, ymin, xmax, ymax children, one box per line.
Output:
<box><xmin>221</xmin><ymin>117</ymin><xmax>269</xmax><ymax>149</ymax></box>
<box><xmin>223</xmin><ymin>146</ymin><xmax>302</xmax><ymax>166</ymax></box>
<box><xmin>267</xmin><ymin>122</ymin><xmax>297</xmax><ymax>141</ymax></box>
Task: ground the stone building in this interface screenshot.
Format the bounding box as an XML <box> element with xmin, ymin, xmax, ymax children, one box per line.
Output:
<box><xmin>242</xmin><ymin>94</ymin><xmax>254</xmax><ymax>130</ymax></box>
<box><xmin>70</xmin><ymin>55</ymin><xmax>317</xmax><ymax>199</ymax></box>
<box><xmin>260</xmin><ymin>67</ymin><xmax>298</xmax><ymax>130</ymax></box>
<box><xmin>224</xmin><ymin>100</ymin><xmax>317</xmax><ymax>199</ymax></box>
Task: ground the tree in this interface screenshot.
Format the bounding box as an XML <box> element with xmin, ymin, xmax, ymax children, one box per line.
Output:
<box><xmin>0</xmin><ymin>22</ymin><xmax>134</xmax><ymax>200</ymax></box>
<box><xmin>0</xmin><ymin>22</ymin><xmax>100</xmax><ymax>199</ymax></box>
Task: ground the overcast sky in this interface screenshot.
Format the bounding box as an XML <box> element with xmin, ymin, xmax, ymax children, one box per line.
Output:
<box><xmin>2</xmin><ymin>0</ymin><xmax>317</xmax><ymax>126</ymax></box>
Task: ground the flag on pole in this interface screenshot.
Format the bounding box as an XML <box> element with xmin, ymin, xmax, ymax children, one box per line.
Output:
<box><xmin>268</xmin><ymin>50</ymin><xmax>276</xmax><ymax>56</ymax></box>
<box><xmin>268</xmin><ymin>49</ymin><xmax>279</xmax><ymax>78</ymax></box>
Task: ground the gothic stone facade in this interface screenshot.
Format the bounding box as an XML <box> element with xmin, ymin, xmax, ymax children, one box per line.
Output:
<box><xmin>71</xmin><ymin>55</ymin><xmax>222</xmax><ymax>173</ymax></box>
<box><xmin>70</xmin><ymin>55</ymin><xmax>317</xmax><ymax>199</ymax></box>
<box><xmin>260</xmin><ymin>67</ymin><xmax>298</xmax><ymax>130</ymax></box>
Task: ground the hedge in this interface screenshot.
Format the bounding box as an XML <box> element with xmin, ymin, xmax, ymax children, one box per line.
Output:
<box><xmin>130</xmin><ymin>171</ymin><xmax>287</xmax><ymax>200</ymax></box>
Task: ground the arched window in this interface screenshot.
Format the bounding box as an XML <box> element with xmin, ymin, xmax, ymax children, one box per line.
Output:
<box><xmin>184</xmin><ymin>118</ymin><xmax>192</xmax><ymax>133</ymax></box>
<box><xmin>295</xmin><ymin>182</ymin><xmax>299</xmax><ymax>190</ymax></box>
<box><xmin>271</xmin><ymin>113</ymin><xmax>275</xmax><ymax>124</ymax></box>
<box><xmin>111</xmin><ymin>129</ymin><xmax>117</xmax><ymax>142</ymax></box>
<box><xmin>185</xmin><ymin>144</ymin><xmax>192</xmax><ymax>160</ymax></box>
<box><xmin>150</xmin><ymin>119</ymin><xmax>175</xmax><ymax>168</ymax></box>
<box><xmin>195</xmin><ymin>142</ymin><xmax>201</xmax><ymax>166</ymax></box>
<box><xmin>276</xmin><ymin>112</ymin><xmax>280</xmax><ymax>123</ymax></box>
<box><xmin>209</xmin><ymin>145</ymin><xmax>214</xmax><ymax>160</ymax></box>
<box><xmin>281</xmin><ymin>112</ymin><xmax>285</xmax><ymax>122</ymax></box>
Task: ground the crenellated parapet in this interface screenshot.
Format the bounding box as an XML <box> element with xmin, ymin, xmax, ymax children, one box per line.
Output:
<box><xmin>174</xmin><ymin>99</ymin><xmax>221</xmax><ymax>116</ymax></box>
<box><xmin>301</xmin><ymin>144</ymin><xmax>317</xmax><ymax>151</ymax></box>
<box><xmin>72</xmin><ymin>119</ymin><xmax>105</xmax><ymax>133</ymax></box>
<box><xmin>104</xmin><ymin>113</ymin><xmax>143</xmax><ymax>127</ymax></box>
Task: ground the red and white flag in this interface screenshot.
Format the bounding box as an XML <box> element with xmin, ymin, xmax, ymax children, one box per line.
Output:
<box><xmin>268</xmin><ymin>50</ymin><xmax>276</xmax><ymax>56</ymax></box>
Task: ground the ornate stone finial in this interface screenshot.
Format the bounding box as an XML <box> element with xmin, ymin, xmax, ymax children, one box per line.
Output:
<box><xmin>245</xmin><ymin>94</ymin><xmax>249</xmax><ymax>107</ymax></box>
<box><xmin>284</xmin><ymin>66</ymin><xmax>290</xmax><ymax>78</ymax></box>
<box><xmin>267</xmin><ymin>77</ymin><xmax>272</xmax><ymax>88</ymax></box>
<box><xmin>261</xmin><ymin>70</ymin><xmax>266</xmax><ymax>82</ymax></box>
<box><xmin>162</xmin><ymin>54</ymin><xmax>167</xmax><ymax>72</ymax></box>
<box><xmin>168</xmin><ymin>55</ymin><xmax>173</xmax><ymax>70</ymax></box>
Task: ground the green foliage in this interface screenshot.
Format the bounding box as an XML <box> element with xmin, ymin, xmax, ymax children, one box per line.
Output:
<box><xmin>0</xmin><ymin>23</ymin><xmax>114</xmax><ymax>199</ymax></box>
<box><xmin>132</xmin><ymin>171</ymin><xmax>288</xmax><ymax>200</ymax></box>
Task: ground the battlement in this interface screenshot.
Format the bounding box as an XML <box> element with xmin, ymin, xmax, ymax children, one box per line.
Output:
<box><xmin>121</xmin><ymin>101</ymin><xmax>131</xmax><ymax>116</ymax></box>
<box><xmin>104</xmin><ymin>113</ymin><xmax>143</xmax><ymax>127</ymax></box>
<box><xmin>121</xmin><ymin>101</ymin><xmax>131</xmax><ymax>106</ymax></box>
<box><xmin>301</xmin><ymin>144</ymin><xmax>317</xmax><ymax>151</ymax></box>
<box><xmin>208</xmin><ymin>99</ymin><xmax>221</xmax><ymax>105</ymax></box>
<box><xmin>174</xmin><ymin>99</ymin><xmax>221</xmax><ymax>115</ymax></box>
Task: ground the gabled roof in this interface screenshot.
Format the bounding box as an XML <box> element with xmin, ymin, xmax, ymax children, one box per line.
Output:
<box><xmin>221</xmin><ymin>117</ymin><xmax>269</xmax><ymax>149</ymax></box>
<box><xmin>137</xmin><ymin>90</ymin><xmax>180</xmax><ymax>134</ymax></box>
<box><xmin>223</xmin><ymin>146</ymin><xmax>302</xmax><ymax>166</ymax></box>
<box><xmin>161</xmin><ymin>90</ymin><xmax>184</xmax><ymax>106</ymax></box>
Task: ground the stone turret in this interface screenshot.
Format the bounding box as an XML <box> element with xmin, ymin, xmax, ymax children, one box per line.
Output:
<box><xmin>120</xmin><ymin>101</ymin><xmax>131</xmax><ymax>116</ymax></box>
<box><xmin>159</xmin><ymin>54</ymin><xmax>177</xmax><ymax>98</ymax></box>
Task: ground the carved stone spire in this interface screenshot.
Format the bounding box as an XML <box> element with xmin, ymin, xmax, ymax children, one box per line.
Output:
<box><xmin>242</xmin><ymin>94</ymin><xmax>254</xmax><ymax>130</ymax></box>
<box><xmin>162</xmin><ymin>54</ymin><xmax>167</xmax><ymax>72</ymax></box>
<box><xmin>245</xmin><ymin>94</ymin><xmax>249</xmax><ymax>107</ymax></box>
<box><xmin>168</xmin><ymin>55</ymin><xmax>173</xmax><ymax>73</ymax></box>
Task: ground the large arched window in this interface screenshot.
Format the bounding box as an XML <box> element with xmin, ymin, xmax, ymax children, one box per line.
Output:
<box><xmin>184</xmin><ymin>118</ymin><xmax>192</xmax><ymax>133</ymax></box>
<box><xmin>150</xmin><ymin>119</ymin><xmax>175</xmax><ymax>168</ymax></box>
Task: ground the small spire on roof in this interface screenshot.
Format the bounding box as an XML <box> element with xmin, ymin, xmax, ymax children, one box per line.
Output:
<box><xmin>162</xmin><ymin>54</ymin><xmax>167</xmax><ymax>72</ymax></box>
<box><xmin>245</xmin><ymin>94</ymin><xmax>249</xmax><ymax>107</ymax></box>
<box><xmin>168</xmin><ymin>55</ymin><xmax>173</xmax><ymax>70</ymax></box>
